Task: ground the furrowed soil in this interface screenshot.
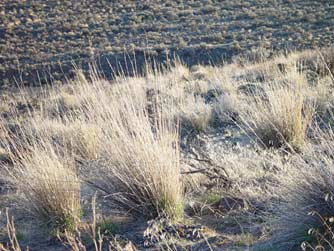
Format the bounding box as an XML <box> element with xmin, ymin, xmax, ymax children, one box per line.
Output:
<box><xmin>0</xmin><ymin>0</ymin><xmax>333</xmax><ymax>85</ymax></box>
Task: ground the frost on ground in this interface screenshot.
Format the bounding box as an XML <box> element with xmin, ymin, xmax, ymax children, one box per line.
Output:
<box><xmin>0</xmin><ymin>48</ymin><xmax>334</xmax><ymax>250</ymax></box>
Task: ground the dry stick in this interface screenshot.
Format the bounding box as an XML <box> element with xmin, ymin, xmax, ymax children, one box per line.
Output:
<box><xmin>91</xmin><ymin>193</ymin><xmax>100</xmax><ymax>251</ymax></box>
<box><xmin>6</xmin><ymin>209</ymin><xmax>19</xmax><ymax>251</ymax></box>
<box><xmin>182</xmin><ymin>129</ymin><xmax>230</xmax><ymax>182</ymax></box>
<box><xmin>182</xmin><ymin>157</ymin><xmax>230</xmax><ymax>180</ymax></box>
<box><xmin>0</xmin><ymin>209</ymin><xmax>29</xmax><ymax>251</ymax></box>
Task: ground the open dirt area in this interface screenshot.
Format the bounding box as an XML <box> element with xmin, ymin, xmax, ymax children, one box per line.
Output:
<box><xmin>0</xmin><ymin>0</ymin><xmax>333</xmax><ymax>85</ymax></box>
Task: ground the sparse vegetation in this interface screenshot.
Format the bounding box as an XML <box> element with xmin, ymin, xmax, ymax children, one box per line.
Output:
<box><xmin>76</xmin><ymin>76</ymin><xmax>184</xmax><ymax>220</ymax></box>
<box><xmin>8</xmin><ymin>140</ymin><xmax>81</xmax><ymax>233</ymax></box>
<box><xmin>272</xmin><ymin>156</ymin><xmax>334</xmax><ymax>250</ymax></box>
<box><xmin>237</xmin><ymin>66</ymin><xmax>315</xmax><ymax>150</ymax></box>
<box><xmin>1</xmin><ymin>47</ymin><xmax>334</xmax><ymax>250</ymax></box>
<box><xmin>181</xmin><ymin>95</ymin><xmax>212</xmax><ymax>132</ymax></box>
<box><xmin>0</xmin><ymin>210</ymin><xmax>28</xmax><ymax>251</ymax></box>
<box><xmin>1</xmin><ymin>1</ymin><xmax>333</xmax><ymax>85</ymax></box>
<box><xmin>3</xmin><ymin>1</ymin><xmax>334</xmax><ymax>249</ymax></box>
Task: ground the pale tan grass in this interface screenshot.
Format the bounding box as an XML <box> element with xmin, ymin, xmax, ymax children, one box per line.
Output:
<box><xmin>1</xmin><ymin>109</ymin><xmax>81</xmax><ymax>233</ymax></box>
<box><xmin>180</xmin><ymin>95</ymin><xmax>212</xmax><ymax>131</ymax></box>
<box><xmin>0</xmin><ymin>209</ymin><xmax>28</xmax><ymax>251</ymax></box>
<box><xmin>8</xmin><ymin>139</ymin><xmax>81</xmax><ymax>232</ymax></box>
<box><xmin>69</xmin><ymin>73</ymin><xmax>184</xmax><ymax>220</ymax></box>
<box><xmin>271</xmin><ymin>144</ymin><xmax>334</xmax><ymax>250</ymax></box>
<box><xmin>238</xmin><ymin>66</ymin><xmax>315</xmax><ymax>151</ymax></box>
<box><xmin>28</xmin><ymin>117</ymin><xmax>101</xmax><ymax>160</ymax></box>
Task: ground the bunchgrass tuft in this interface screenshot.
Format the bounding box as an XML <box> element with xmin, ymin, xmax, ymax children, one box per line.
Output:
<box><xmin>76</xmin><ymin>73</ymin><xmax>184</xmax><ymax>220</ymax></box>
<box><xmin>272</xmin><ymin>123</ymin><xmax>334</xmax><ymax>250</ymax></box>
<box><xmin>238</xmin><ymin>66</ymin><xmax>314</xmax><ymax>151</ymax></box>
<box><xmin>8</xmin><ymin>138</ymin><xmax>81</xmax><ymax>233</ymax></box>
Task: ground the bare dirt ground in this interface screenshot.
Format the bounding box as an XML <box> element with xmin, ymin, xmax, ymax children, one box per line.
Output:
<box><xmin>0</xmin><ymin>0</ymin><xmax>333</xmax><ymax>85</ymax></box>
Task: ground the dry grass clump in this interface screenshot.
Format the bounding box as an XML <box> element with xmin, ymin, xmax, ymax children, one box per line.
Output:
<box><xmin>307</xmin><ymin>75</ymin><xmax>334</xmax><ymax>123</ymax></box>
<box><xmin>72</xmin><ymin>76</ymin><xmax>184</xmax><ymax>220</ymax></box>
<box><xmin>30</xmin><ymin>118</ymin><xmax>102</xmax><ymax>160</ymax></box>
<box><xmin>7</xmin><ymin>138</ymin><xmax>81</xmax><ymax>233</ymax></box>
<box><xmin>273</xmin><ymin>159</ymin><xmax>334</xmax><ymax>249</ymax></box>
<box><xmin>184</xmin><ymin>79</ymin><xmax>210</xmax><ymax>97</ymax></box>
<box><xmin>214</xmin><ymin>93</ymin><xmax>242</xmax><ymax>123</ymax></box>
<box><xmin>71</xmin><ymin>123</ymin><xmax>101</xmax><ymax>160</ymax></box>
<box><xmin>237</xmin><ymin>67</ymin><xmax>315</xmax><ymax>151</ymax></box>
<box><xmin>266</xmin><ymin>121</ymin><xmax>334</xmax><ymax>250</ymax></box>
<box><xmin>161</xmin><ymin>62</ymin><xmax>190</xmax><ymax>83</ymax></box>
<box><xmin>58</xmin><ymin>93</ymin><xmax>81</xmax><ymax>111</ymax></box>
<box><xmin>43</xmin><ymin>72</ymin><xmax>97</xmax><ymax>118</ymax></box>
<box><xmin>180</xmin><ymin>95</ymin><xmax>212</xmax><ymax>132</ymax></box>
<box><xmin>45</xmin><ymin>89</ymin><xmax>84</xmax><ymax>118</ymax></box>
<box><xmin>191</xmin><ymin>65</ymin><xmax>216</xmax><ymax>81</ymax></box>
<box><xmin>190</xmin><ymin>64</ymin><xmax>238</xmax><ymax>94</ymax></box>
